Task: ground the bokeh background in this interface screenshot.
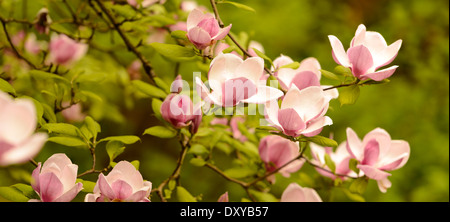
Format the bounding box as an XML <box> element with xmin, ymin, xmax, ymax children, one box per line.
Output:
<box><xmin>0</xmin><ymin>0</ymin><xmax>448</xmax><ymax>202</ymax></box>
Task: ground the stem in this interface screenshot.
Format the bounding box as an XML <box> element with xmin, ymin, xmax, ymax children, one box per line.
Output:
<box><xmin>301</xmin><ymin>156</ymin><xmax>359</xmax><ymax>179</ymax></box>
<box><xmin>93</xmin><ymin>0</ymin><xmax>157</xmax><ymax>85</ymax></box>
<box><xmin>323</xmin><ymin>79</ymin><xmax>361</xmax><ymax>91</ymax></box>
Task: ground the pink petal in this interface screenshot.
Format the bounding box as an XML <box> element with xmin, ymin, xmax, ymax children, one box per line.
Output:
<box><xmin>363</xmin><ymin>31</ymin><xmax>388</xmax><ymax>56</ymax></box>
<box><xmin>53</xmin><ymin>182</ymin><xmax>83</xmax><ymax>202</ymax></box>
<box><xmin>187</xmin><ymin>27</ymin><xmax>212</xmax><ymax>50</ymax></box>
<box><xmin>281</xmin><ymin>86</ymin><xmax>326</xmax><ymax>122</ymax></box>
<box><xmin>272</xmin><ymin>54</ymin><xmax>294</xmax><ymax>71</ymax></box>
<box><xmin>277</xmin><ymin>108</ymin><xmax>306</xmax><ymax>137</ymax></box>
<box><xmin>0</xmin><ymin>133</ymin><xmax>47</xmax><ymax>166</ymax></box>
<box><xmin>361</xmin><ymin>139</ymin><xmax>380</xmax><ymax>166</ymax></box>
<box><xmin>39</xmin><ymin>172</ymin><xmax>64</xmax><ymax>202</ymax></box>
<box><xmin>112</xmin><ymin>161</ymin><xmax>145</xmax><ymax>191</ymax></box>
<box><xmin>241</xmin><ymin>85</ymin><xmax>283</xmax><ymax>104</ymax></box>
<box><xmin>197</xmin><ymin>18</ymin><xmax>220</xmax><ymax>37</ymax></box>
<box><xmin>357</xmin><ymin>164</ymin><xmax>391</xmax><ymax>180</ymax></box>
<box><xmin>351</xmin><ymin>24</ymin><xmax>367</xmax><ymax>47</ymax></box>
<box><xmin>126</xmin><ymin>190</ymin><xmax>150</xmax><ymax>202</ymax></box>
<box><xmin>59</xmin><ymin>164</ymin><xmax>78</xmax><ymax>193</ymax></box>
<box><xmin>195</xmin><ymin>77</ymin><xmax>222</xmax><ymax>106</ymax></box>
<box><xmin>377</xmin><ymin>177</ymin><xmax>392</xmax><ymax>193</ymax></box>
<box><xmin>379</xmin><ymin>140</ymin><xmax>410</xmax><ymax>171</ymax></box>
<box><xmin>31</xmin><ymin>163</ymin><xmax>42</xmax><ymax>193</ymax></box>
<box><xmin>360</xmin><ymin>65</ymin><xmax>398</xmax><ymax>81</ymax></box>
<box><xmin>217</xmin><ymin>192</ymin><xmax>229</xmax><ymax>202</ymax></box>
<box><xmin>347</xmin><ymin>45</ymin><xmax>374</xmax><ymax>78</ymax></box>
<box><xmin>264</xmin><ymin>100</ymin><xmax>282</xmax><ymax>130</ymax></box>
<box><xmin>328</xmin><ymin>35</ymin><xmax>350</xmax><ymax>67</ymax></box>
<box><xmin>186</xmin><ymin>8</ymin><xmax>214</xmax><ymax>30</ymax></box>
<box><xmin>281</xmin><ymin>183</ymin><xmax>322</xmax><ymax>202</ymax></box>
<box><xmin>0</xmin><ymin>99</ymin><xmax>37</xmax><ymax>145</ymax></box>
<box><xmin>291</xmin><ymin>71</ymin><xmax>321</xmax><ymax>91</ymax></box>
<box><xmin>98</xmin><ymin>173</ymin><xmax>116</xmax><ymax>200</ymax></box>
<box><xmin>301</xmin><ymin>116</ymin><xmax>332</xmax><ymax>137</ymax></box>
<box><xmin>212</xmin><ymin>24</ymin><xmax>232</xmax><ymax>41</ymax></box>
<box><xmin>297</xmin><ymin>57</ymin><xmax>321</xmax><ymax>81</ymax></box>
<box><xmin>362</xmin><ymin>128</ymin><xmax>392</xmax><ymax>162</ymax></box>
<box><xmin>111</xmin><ymin>180</ymin><xmax>133</xmax><ymax>200</ymax></box>
<box><xmin>208</xmin><ymin>53</ymin><xmax>243</xmax><ymax>92</ymax></box>
<box><xmin>373</xmin><ymin>40</ymin><xmax>402</xmax><ymax>69</ymax></box>
<box><xmin>235</xmin><ymin>56</ymin><xmax>264</xmax><ymax>84</ymax></box>
<box><xmin>275</xmin><ymin>68</ymin><xmax>297</xmax><ymax>91</ymax></box>
<box><xmin>346</xmin><ymin>127</ymin><xmax>364</xmax><ymax>160</ymax></box>
<box><xmin>221</xmin><ymin>77</ymin><xmax>257</xmax><ymax>107</ymax></box>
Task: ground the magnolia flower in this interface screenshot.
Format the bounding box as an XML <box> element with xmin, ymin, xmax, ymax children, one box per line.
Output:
<box><xmin>280</xmin><ymin>183</ymin><xmax>322</xmax><ymax>202</ymax></box>
<box><xmin>30</xmin><ymin>153</ymin><xmax>83</xmax><ymax>202</ymax></box>
<box><xmin>217</xmin><ymin>192</ymin><xmax>229</xmax><ymax>202</ymax></box>
<box><xmin>265</xmin><ymin>85</ymin><xmax>333</xmax><ymax>137</ymax></box>
<box><xmin>310</xmin><ymin>142</ymin><xmax>355</xmax><ymax>180</ymax></box>
<box><xmin>25</xmin><ymin>33</ymin><xmax>47</xmax><ymax>55</ymax></box>
<box><xmin>47</xmin><ymin>34</ymin><xmax>88</xmax><ymax>66</ymax></box>
<box><xmin>61</xmin><ymin>102</ymin><xmax>86</xmax><ymax>123</ymax></box>
<box><xmin>186</xmin><ymin>8</ymin><xmax>232</xmax><ymax>50</ymax></box>
<box><xmin>328</xmin><ymin>24</ymin><xmax>402</xmax><ymax>81</ymax></box>
<box><xmin>196</xmin><ymin>53</ymin><xmax>283</xmax><ymax>107</ymax></box>
<box><xmin>0</xmin><ymin>91</ymin><xmax>47</xmax><ymax>166</ymax></box>
<box><xmin>258</xmin><ymin>135</ymin><xmax>304</xmax><ymax>183</ymax></box>
<box><xmin>85</xmin><ymin>161</ymin><xmax>152</xmax><ymax>202</ymax></box>
<box><xmin>161</xmin><ymin>89</ymin><xmax>202</xmax><ymax>134</ymax></box>
<box><xmin>346</xmin><ymin>127</ymin><xmax>410</xmax><ymax>192</ymax></box>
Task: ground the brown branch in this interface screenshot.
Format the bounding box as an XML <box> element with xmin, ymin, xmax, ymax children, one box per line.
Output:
<box><xmin>93</xmin><ymin>0</ymin><xmax>157</xmax><ymax>85</ymax></box>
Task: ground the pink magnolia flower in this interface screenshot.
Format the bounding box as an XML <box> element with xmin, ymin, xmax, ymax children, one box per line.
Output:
<box><xmin>265</xmin><ymin>85</ymin><xmax>333</xmax><ymax>137</ymax></box>
<box><xmin>30</xmin><ymin>153</ymin><xmax>83</xmax><ymax>202</ymax></box>
<box><xmin>328</xmin><ymin>24</ymin><xmax>402</xmax><ymax>81</ymax></box>
<box><xmin>310</xmin><ymin>142</ymin><xmax>356</xmax><ymax>180</ymax></box>
<box><xmin>258</xmin><ymin>135</ymin><xmax>305</xmax><ymax>183</ymax></box>
<box><xmin>217</xmin><ymin>191</ymin><xmax>229</xmax><ymax>202</ymax></box>
<box><xmin>169</xmin><ymin>21</ymin><xmax>188</xmax><ymax>32</ymax></box>
<box><xmin>160</xmin><ymin>93</ymin><xmax>202</xmax><ymax>133</ymax></box>
<box><xmin>186</xmin><ymin>8</ymin><xmax>232</xmax><ymax>50</ymax></box>
<box><xmin>85</xmin><ymin>161</ymin><xmax>152</xmax><ymax>202</ymax></box>
<box><xmin>280</xmin><ymin>183</ymin><xmax>322</xmax><ymax>202</ymax></box>
<box><xmin>25</xmin><ymin>33</ymin><xmax>47</xmax><ymax>55</ymax></box>
<box><xmin>0</xmin><ymin>91</ymin><xmax>48</xmax><ymax>166</ymax></box>
<box><xmin>47</xmin><ymin>34</ymin><xmax>88</xmax><ymax>66</ymax></box>
<box><xmin>61</xmin><ymin>102</ymin><xmax>86</xmax><ymax>123</ymax></box>
<box><xmin>346</xmin><ymin>127</ymin><xmax>410</xmax><ymax>192</ymax></box>
<box><xmin>196</xmin><ymin>53</ymin><xmax>283</xmax><ymax>107</ymax></box>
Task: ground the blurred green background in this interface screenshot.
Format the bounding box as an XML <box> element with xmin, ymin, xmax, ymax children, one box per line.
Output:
<box><xmin>0</xmin><ymin>0</ymin><xmax>448</xmax><ymax>202</ymax></box>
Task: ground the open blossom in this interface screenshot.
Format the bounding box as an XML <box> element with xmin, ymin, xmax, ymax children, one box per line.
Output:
<box><xmin>186</xmin><ymin>8</ymin><xmax>232</xmax><ymax>50</ymax></box>
<box><xmin>346</xmin><ymin>127</ymin><xmax>410</xmax><ymax>192</ymax></box>
<box><xmin>328</xmin><ymin>24</ymin><xmax>402</xmax><ymax>81</ymax></box>
<box><xmin>30</xmin><ymin>153</ymin><xmax>83</xmax><ymax>202</ymax></box>
<box><xmin>47</xmin><ymin>34</ymin><xmax>88</xmax><ymax>66</ymax></box>
<box><xmin>196</xmin><ymin>53</ymin><xmax>283</xmax><ymax>107</ymax></box>
<box><xmin>85</xmin><ymin>161</ymin><xmax>152</xmax><ymax>202</ymax></box>
<box><xmin>0</xmin><ymin>91</ymin><xmax>47</xmax><ymax>166</ymax></box>
<box><xmin>258</xmin><ymin>135</ymin><xmax>304</xmax><ymax>183</ymax></box>
<box><xmin>280</xmin><ymin>183</ymin><xmax>322</xmax><ymax>202</ymax></box>
<box><xmin>265</xmin><ymin>85</ymin><xmax>333</xmax><ymax>137</ymax></box>
<box><xmin>310</xmin><ymin>141</ymin><xmax>356</xmax><ymax>180</ymax></box>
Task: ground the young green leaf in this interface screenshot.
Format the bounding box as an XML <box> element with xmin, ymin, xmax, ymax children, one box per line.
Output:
<box><xmin>76</xmin><ymin>179</ymin><xmax>96</xmax><ymax>193</ymax></box>
<box><xmin>349</xmin><ymin>158</ymin><xmax>360</xmax><ymax>175</ymax></box>
<box><xmin>248</xmin><ymin>190</ymin><xmax>278</xmax><ymax>202</ymax></box>
<box><xmin>324</xmin><ymin>153</ymin><xmax>336</xmax><ymax>173</ymax></box>
<box><xmin>84</xmin><ymin>116</ymin><xmax>101</xmax><ymax>141</ymax></box>
<box><xmin>0</xmin><ymin>186</ymin><xmax>30</xmax><ymax>202</ymax></box>
<box><xmin>151</xmin><ymin>98</ymin><xmax>163</xmax><ymax>121</ymax></box>
<box><xmin>176</xmin><ymin>186</ymin><xmax>197</xmax><ymax>202</ymax></box>
<box><xmin>150</xmin><ymin>42</ymin><xmax>196</xmax><ymax>62</ymax></box>
<box><xmin>334</xmin><ymin>65</ymin><xmax>353</xmax><ymax>77</ymax></box>
<box><xmin>132</xmin><ymin>80</ymin><xmax>167</xmax><ymax>99</ymax></box>
<box><xmin>42</xmin><ymin>123</ymin><xmax>81</xmax><ymax>137</ymax></box>
<box><xmin>47</xmin><ymin>136</ymin><xmax>87</xmax><ymax>147</ymax></box>
<box><xmin>220</xmin><ymin>1</ymin><xmax>256</xmax><ymax>13</ymax></box>
<box><xmin>11</xmin><ymin>184</ymin><xmax>38</xmax><ymax>200</ymax></box>
<box><xmin>170</xmin><ymin>30</ymin><xmax>188</xmax><ymax>41</ymax></box>
<box><xmin>320</xmin><ymin>69</ymin><xmax>340</xmax><ymax>81</ymax></box>
<box><xmin>279</xmin><ymin>62</ymin><xmax>300</xmax><ymax>70</ymax></box>
<box><xmin>0</xmin><ymin>78</ymin><xmax>16</xmax><ymax>95</ymax></box>
<box><xmin>143</xmin><ymin>126</ymin><xmax>177</xmax><ymax>138</ymax></box>
<box><xmin>306</xmin><ymin>135</ymin><xmax>338</xmax><ymax>148</ymax></box>
<box><xmin>106</xmin><ymin>140</ymin><xmax>126</xmax><ymax>163</ymax></box>
<box><xmin>349</xmin><ymin>177</ymin><xmax>369</xmax><ymax>195</ymax></box>
<box><xmin>189</xmin><ymin>157</ymin><xmax>206</xmax><ymax>167</ymax></box>
<box><xmin>251</xmin><ymin>47</ymin><xmax>273</xmax><ymax>67</ymax></box>
<box><xmin>338</xmin><ymin>85</ymin><xmax>360</xmax><ymax>106</ymax></box>
<box><xmin>223</xmin><ymin>167</ymin><xmax>255</xmax><ymax>179</ymax></box>
<box><xmin>98</xmin><ymin>135</ymin><xmax>141</xmax><ymax>144</ymax></box>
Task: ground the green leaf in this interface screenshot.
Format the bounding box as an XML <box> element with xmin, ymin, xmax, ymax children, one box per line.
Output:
<box><xmin>334</xmin><ymin>65</ymin><xmax>353</xmax><ymax>77</ymax></box>
<box><xmin>342</xmin><ymin>188</ymin><xmax>365</xmax><ymax>202</ymax></box>
<box><xmin>176</xmin><ymin>186</ymin><xmax>197</xmax><ymax>202</ymax></box>
<box><xmin>98</xmin><ymin>135</ymin><xmax>141</xmax><ymax>144</ymax></box>
<box><xmin>168</xmin><ymin>180</ymin><xmax>176</xmax><ymax>191</ymax></box>
<box><xmin>324</xmin><ymin>153</ymin><xmax>336</xmax><ymax>173</ymax></box>
<box><xmin>154</xmin><ymin>77</ymin><xmax>170</xmax><ymax>94</ymax></box>
<box><xmin>251</xmin><ymin>47</ymin><xmax>273</xmax><ymax>67</ymax></box>
<box><xmin>320</xmin><ymin>69</ymin><xmax>340</xmax><ymax>81</ymax></box>
<box><xmin>0</xmin><ymin>78</ymin><xmax>16</xmax><ymax>95</ymax></box>
<box><xmin>47</xmin><ymin>136</ymin><xmax>87</xmax><ymax>147</ymax></box>
<box><xmin>223</xmin><ymin>167</ymin><xmax>255</xmax><ymax>179</ymax></box>
<box><xmin>106</xmin><ymin>140</ymin><xmax>126</xmax><ymax>163</ymax></box>
<box><xmin>76</xmin><ymin>179</ymin><xmax>96</xmax><ymax>193</ymax></box>
<box><xmin>132</xmin><ymin>80</ymin><xmax>167</xmax><ymax>99</ymax></box>
<box><xmin>279</xmin><ymin>62</ymin><xmax>300</xmax><ymax>70</ymax></box>
<box><xmin>236</xmin><ymin>121</ymin><xmax>258</xmax><ymax>143</ymax></box>
<box><xmin>151</xmin><ymin>98</ymin><xmax>163</xmax><ymax>121</ymax></box>
<box><xmin>11</xmin><ymin>184</ymin><xmax>38</xmax><ymax>200</ymax></box>
<box><xmin>189</xmin><ymin>157</ymin><xmax>206</xmax><ymax>167</ymax></box>
<box><xmin>349</xmin><ymin>177</ymin><xmax>369</xmax><ymax>195</ymax></box>
<box><xmin>42</xmin><ymin>123</ymin><xmax>81</xmax><ymax>137</ymax></box>
<box><xmin>29</xmin><ymin>70</ymin><xmax>70</xmax><ymax>84</ymax></box>
<box><xmin>307</xmin><ymin>135</ymin><xmax>338</xmax><ymax>148</ymax></box>
<box><xmin>349</xmin><ymin>158</ymin><xmax>360</xmax><ymax>175</ymax></box>
<box><xmin>150</xmin><ymin>42</ymin><xmax>196</xmax><ymax>62</ymax></box>
<box><xmin>338</xmin><ymin>85</ymin><xmax>360</xmax><ymax>106</ymax></box>
<box><xmin>42</xmin><ymin>103</ymin><xmax>57</xmax><ymax>123</ymax></box>
<box><xmin>143</xmin><ymin>126</ymin><xmax>177</xmax><ymax>138</ymax></box>
<box><xmin>84</xmin><ymin>116</ymin><xmax>101</xmax><ymax>141</ymax></box>
<box><xmin>130</xmin><ymin>160</ymin><xmax>140</xmax><ymax>170</ymax></box>
<box><xmin>188</xmin><ymin>144</ymin><xmax>209</xmax><ymax>156</ymax></box>
<box><xmin>248</xmin><ymin>189</ymin><xmax>278</xmax><ymax>202</ymax></box>
<box><xmin>170</xmin><ymin>30</ymin><xmax>188</xmax><ymax>41</ymax></box>
<box><xmin>220</xmin><ymin>1</ymin><xmax>256</xmax><ymax>12</ymax></box>
<box><xmin>111</xmin><ymin>4</ymin><xmax>137</xmax><ymax>18</ymax></box>
<box><xmin>0</xmin><ymin>187</ymin><xmax>29</xmax><ymax>202</ymax></box>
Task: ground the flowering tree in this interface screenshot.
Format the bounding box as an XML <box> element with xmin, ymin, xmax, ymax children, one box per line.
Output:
<box><xmin>0</xmin><ymin>0</ymin><xmax>411</xmax><ymax>202</ymax></box>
